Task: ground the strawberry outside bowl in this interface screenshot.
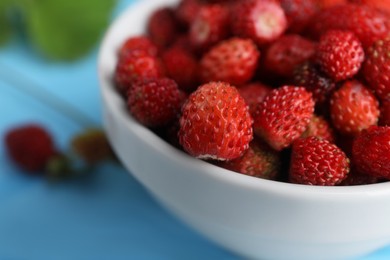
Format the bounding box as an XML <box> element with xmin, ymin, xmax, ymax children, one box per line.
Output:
<box><xmin>98</xmin><ymin>0</ymin><xmax>390</xmax><ymax>259</ymax></box>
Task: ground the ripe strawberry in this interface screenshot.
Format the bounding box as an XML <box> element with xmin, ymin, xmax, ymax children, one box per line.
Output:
<box><xmin>119</xmin><ymin>36</ymin><xmax>158</xmax><ymax>58</ymax></box>
<box><xmin>231</xmin><ymin>0</ymin><xmax>287</xmax><ymax>45</ymax></box>
<box><xmin>280</xmin><ymin>0</ymin><xmax>319</xmax><ymax>33</ymax></box>
<box><xmin>253</xmin><ymin>86</ymin><xmax>315</xmax><ymax>151</ymax></box>
<box><xmin>290</xmin><ymin>136</ymin><xmax>350</xmax><ymax>186</ymax></box>
<box><xmin>264</xmin><ymin>34</ymin><xmax>316</xmax><ymax>77</ymax></box>
<box><xmin>301</xmin><ymin>115</ymin><xmax>335</xmax><ymax>143</ymax></box>
<box><xmin>330</xmin><ymin>80</ymin><xmax>380</xmax><ymax>135</ymax></box>
<box><xmin>127</xmin><ymin>78</ymin><xmax>182</xmax><ymax>127</ymax></box>
<box><xmin>308</xmin><ymin>4</ymin><xmax>389</xmax><ymax>49</ymax></box>
<box><xmin>363</xmin><ymin>38</ymin><xmax>390</xmax><ymax>101</ymax></box>
<box><xmin>179</xmin><ymin>82</ymin><xmax>253</xmax><ymax>160</ymax></box>
<box><xmin>316</xmin><ymin>30</ymin><xmax>364</xmax><ymax>82</ymax></box>
<box><xmin>176</xmin><ymin>0</ymin><xmax>203</xmax><ymax>27</ymax></box>
<box><xmin>350</xmin><ymin>0</ymin><xmax>390</xmax><ymax>15</ymax></box>
<box><xmin>293</xmin><ymin>61</ymin><xmax>337</xmax><ymax>104</ymax></box>
<box><xmin>114</xmin><ymin>51</ymin><xmax>164</xmax><ymax>95</ymax></box>
<box><xmin>199</xmin><ymin>38</ymin><xmax>260</xmax><ymax>85</ymax></box>
<box><xmin>380</xmin><ymin>99</ymin><xmax>390</xmax><ymax>126</ymax></box>
<box><xmin>353</xmin><ymin>126</ymin><xmax>390</xmax><ymax>179</ymax></box>
<box><xmin>5</xmin><ymin>124</ymin><xmax>57</xmax><ymax>172</ymax></box>
<box><xmin>189</xmin><ymin>4</ymin><xmax>230</xmax><ymax>51</ymax></box>
<box><xmin>147</xmin><ymin>7</ymin><xmax>179</xmax><ymax>49</ymax></box>
<box><xmin>238</xmin><ymin>82</ymin><xmax>272</xmax><ymax>117</ymax></box>
<box><xmin>219</xmin><ymin>138</ymin><xmax>280</xmax><ymax>180</ymax></box>
<box><xmin>162</xmin><ymin>47</ymin><xmax>199</xmax><ymax>92</ymax></box>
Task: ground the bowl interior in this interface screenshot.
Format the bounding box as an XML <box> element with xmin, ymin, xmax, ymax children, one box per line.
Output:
<box><xmin>98</xmin><ymin>0</ymin><xmax>390</xmax><ymax>199</ymax></box>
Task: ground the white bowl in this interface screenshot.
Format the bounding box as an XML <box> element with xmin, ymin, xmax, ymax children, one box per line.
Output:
<box><xmin>98</xmin><ymin>1</ymin><xmax>390</xmax><ymax>259</ymax></box>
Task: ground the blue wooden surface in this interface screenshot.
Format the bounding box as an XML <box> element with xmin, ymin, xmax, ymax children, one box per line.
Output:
<box><xmin>0</xmin><ymin>1</ymin><xmax>389</xmax><ymax>259</ymax></box>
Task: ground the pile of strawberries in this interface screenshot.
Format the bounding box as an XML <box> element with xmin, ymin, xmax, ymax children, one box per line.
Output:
<box><xmin>114</xmin><ymin>0</ymin><xmax>390</xmax><ymax>186</ymax></box>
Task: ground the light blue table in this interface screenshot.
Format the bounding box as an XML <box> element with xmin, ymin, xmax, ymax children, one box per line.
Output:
<box><xmin>0</xmin><ymin>1</ymin><xmax>389</xmax><ymax>259</ymax></box>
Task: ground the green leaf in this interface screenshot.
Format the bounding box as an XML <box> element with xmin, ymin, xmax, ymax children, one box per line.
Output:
<box><xmin>0</xmin><ymin>0</ymin><xmax>12</xmax><ymax>45</ymax></box>
<box><xmin>23</xmin><ymin>0</ymin><xmax>116</xmax><ymax>60</ymax></box>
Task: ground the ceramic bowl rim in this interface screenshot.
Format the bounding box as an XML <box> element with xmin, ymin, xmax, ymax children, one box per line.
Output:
<box><xmin>98</xmin><ymin>0</ymin><xmax>390</xmax><ymax>199</ymax></box>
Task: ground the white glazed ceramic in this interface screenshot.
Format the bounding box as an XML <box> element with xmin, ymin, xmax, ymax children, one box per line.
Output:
<box><xmin>98</xmin><ymin>1</ymin><xmax>390</xmax><ymax>259</ymax></box>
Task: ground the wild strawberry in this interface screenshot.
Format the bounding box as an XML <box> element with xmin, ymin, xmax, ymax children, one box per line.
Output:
<box><xmin>162</xmin><ymin>47</ymin><xmax>199</xmax><ymax>92</ymax></box>
<box><xmin>219</xmin><ymin>138</ymin><xmax>280</xmax><ymax>180</ymax></box>
<box><xmin>231</xmin><ymin>0</ymin><xmax>287</xmax><ymax>45</ymax></box>
<box><xmin>238</xmin><ymin>82</ymin><xmax>272</xmax><ymax>117</ymax></box>
<box><xmin>264</xmin><ymin>34</ymin><xmax>316</xmax><ymax>78</ymax></box>
<box><xmin>363</xmin><ymin>38</ymin><xmax>390</xmax><ymax>101</ymax></box>
<box><xmin>316</xmin><ymin>30</ymin><xmax>364</xmax><ymax>82</ymax></box>
<box><xmin>118</xmin><ymin>36</ymin><xmax>158</xmax><ymax>58</ymax></box>
<box><xmin>127</xmin><ymin>78</ymin><xmax>182</xmax><ymax>127</ymax></box>
<box><xmin>147</xmin><ymin>7</ymin><xmax>179</xmax><ymax>49</ymax></box>
<box><xmin>350</xmin><ymin>0</ymin><xmax>390</xmax><ymax>15</ymax></box>
<box><xmin>253</xmin><ymin>86</ymin><xmax>315</xmax><ymax>151</ymax></box>
<box><xmin>301</xmin><ymin>115</ymin><xmax>335</xmax><ymax>143</ymax></box>
<box><xmin>189</xmin><ymin>4</ymin><xmax>230</xmax><ymax>52</ymax></box>
<box><xmin>5</xmin><ymin>124</ymin><xmax>57</xmax><ymax>172</ymax></box>
<box><xmin>293</xmin><ymin>61</ymin><xmax>337</xmax><ymax>105</ymax></box>
<box><xmin>176</xmin><ymin>0</ymin><xmax>203</xmax><ymax>27</ymax></box>
<box><xmin>290</xmin><ymin>136</ymin><xmax>350</xmax><ymax>186</ymax></box>
<box><xmin>179</xmin><ymin>82</ymin><xmax>253</xmax><ymax>160</ymax></box>
<box><xmin>353</xmin><ymin>126</ymin><xmax>390</xmax><ymax>179</ymax></box>
<box><xmin>114</xmin><ymin>51</ymin><xmax>164</xmax><ymax>95</ymax></box>
<box><xmin>380</xmin><ymin>99</ymin><xmax>390</xmax><ymax>126</ymax></box>
<box><xmin>200</xmin><ymin>38</ymin><xmax>260</xmax><ymax>85</ymax></box>
<box><xmin>308</xmin><ymin>4</ymin><xmax>389</xmax><ymax>49</ymax></box>
<box><xmin>280</xmin><ymin>0</ymin><xmax>319</xmax><ymax>33</ymax></box>
<box><xmin>330</xmin><ymin>80</ymin><xmax>380</xmax><ymax>135</ymax></box>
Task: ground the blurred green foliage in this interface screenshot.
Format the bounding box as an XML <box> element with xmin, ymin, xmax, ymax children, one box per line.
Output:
<box><xmin>0</xmin><ymin>0</ymin><xmax>117</xmax><ymax>60</ymax></box>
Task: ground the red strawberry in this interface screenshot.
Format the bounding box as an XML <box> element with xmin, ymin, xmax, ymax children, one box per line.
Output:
<box><xmin>5</xmin><ymin>124</ymin><xmax>57</xmax><ymax>172</ymax></box>
<box><xmin>114</xmin><ymin>51</ymin><xmax>164</xmax><ymax>95</ymax></box>
<box><xmin>290</xmin><ymin>136</ymin><xmax>350</xmax><ymax>186</ymax></box>
<box><xmin>147</xmin><ymin>7</ymin><xmax>179</xmax><ymax>49</ymax></box>
<box><xmin>380</xmin><ymin>98</ymin><xmax>390</xmax><ymax>126</ymax></box>
<box><xmin>119</xmin><ymin>36</ymin><xmax>158</xmax><ymax>58</ymax></box>
<box><xmin>330</xmin><ymin>80</ymin><xmax>380</xmax><ymax>135</ymax></box>
<box><xmin>293</xmin><ymin>61</ymin><xmax>337</xmax><ymax>105</ymax></box>
<box><xmin>179</xmin><ymin>82</ymin><xmax>253</xmax><ymax>160</ymax></box>
<box><xmin>176</xmin><ymin>0</ymin><xmax>203</xmax><ymax>27</ymax></box>
<box><xmin>316</xmin><ymin>30</ymin><xmax>364</xmax><ymax>82</ymax></box>
<box><xmin>189</xmin><ymin>4</ymin><xmax>230</xmax><ymax>51</ymax></box>
<box><xmin>162</xmin><ymin>47</ymin><xmax>199</xmax><ymax>92</ymax></box>
<box><xmin>238</xmin><ymin>82</ymin><xmax>272</xmax><ymax>117</ymax></box>
<box><xmin>253</xmin><ymin>86</ymin><xmax>315</xmax><ymax>151</ymax></box>
<box><xmin>231</xmin><ymin>0</ymin><xmax>287</xmax><ymax>45</ymax></box>
<box><xmin>350</xmin><ymin>0</ymin><xmax>390</xmax><ymax>15</ymax></box>
<box><xmin>127</xmin><ymin>78</ymin><xmax>182</xmax><ymax>127</ymax></box>
<box><xmin>352</xmin><ymin>126</ymin><xmax>390</xmax><ymax>179</ymax></box>
<box><xmin>264</xmin><ymin>34</ymin><xmax>316</xmax><ymax>77</ymax></box>
<box><xmin>280</xmin><ymin>0</ymin><xmax>319</xmax><ymax>33</ymax></box>
<box><xmin>219</xmin><ymin>138</ymin><xmax>280</xmax><ymax>180</ymax></box>
<box><xmin>301</xmin><ymin>115</ymin><xmax>335</xmax><ymax>143</ymax></box>
<box><xmin>363</xmin><ymin>38</ymin><xmax>390</xmax><ymax>101</ymax></box>
<box><xmin>200</xmin><ymin>38</ymin><xmax>260</xmax><ymax>85</ymax></box>
<box><xmin>308</xmin><ymin>4</ymin><xmax>389</xmax><ymax>49</ymax></box>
